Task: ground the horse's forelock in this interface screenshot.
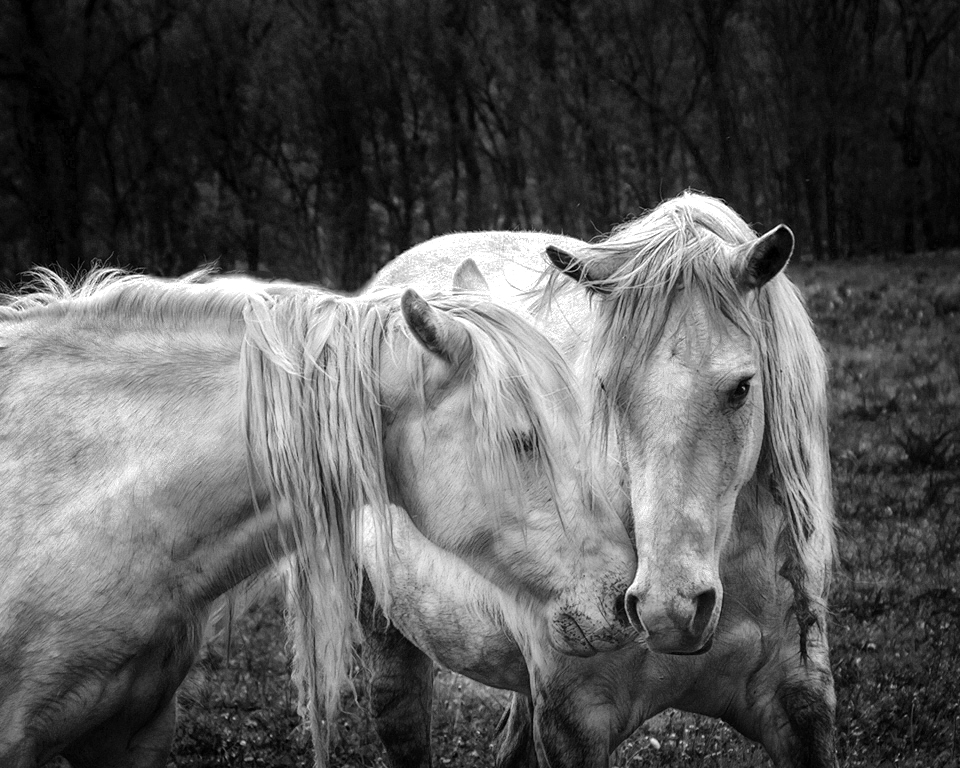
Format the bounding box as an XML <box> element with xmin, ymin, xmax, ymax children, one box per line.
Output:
<box><xmin>580</xmin><ymin>195</ymin><xmax>762</xmax><ymax>423</ymax></box>
<box><xmin>333</xmin><ymin>290</ymin><xmax>579</xmax><ymax>514</ymax></box>
<box><xmin>436</xmin><ymin>297</ymin><xmax>581</xmax><ymax>517</ymax></box>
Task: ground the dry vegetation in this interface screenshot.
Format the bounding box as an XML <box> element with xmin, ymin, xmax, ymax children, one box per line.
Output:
<box><xmin>170</xmin><ymin>253</ymin><xmax>960</xmax><ymax>767</ymax></box>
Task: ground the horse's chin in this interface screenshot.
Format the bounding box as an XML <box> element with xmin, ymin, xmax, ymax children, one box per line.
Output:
<box><xmin>647</xmin><ymin>631</ymin><xmax>715</xmax><ymax>656</ymax></box>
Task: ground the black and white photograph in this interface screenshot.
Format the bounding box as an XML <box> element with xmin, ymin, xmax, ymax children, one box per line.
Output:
<box><xmin>1</xmin><ymin>1</ymin><xmax>958</xmax><ymax>766</ymax></box>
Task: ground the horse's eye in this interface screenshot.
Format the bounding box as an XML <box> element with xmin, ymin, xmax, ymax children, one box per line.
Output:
<box><xmin>728</xmin><ymin>378</ymin><xmax>752</xmax><ymax>408</ymax></box>
<box><xmin>511</xmin><ymin>430</ymin><xmax>538</xmax><ymax>456</ymax></box>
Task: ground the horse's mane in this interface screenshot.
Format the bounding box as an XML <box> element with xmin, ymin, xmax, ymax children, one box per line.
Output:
<box><xmin>0</xmin><ymin>266</ymin><xmax>265</xmax><ymax>326</ymax></box>
<box><xmin>543</xmin><ymin>192</ymin><xmax>836</xmax><ymax>653</ymax></box>
<box><xmin>243</xmin><ymin>283</ymin><xmax>580</xmax><ymax>756</ymax></box>
<box><xmin>754</xmin><ymin>276</ymin><xmax>834</xmax><ymax>653</ymax></box>
<box><xmin>4</xmin><ymin>267</ymin><xmax>579</xmax><ymax>758</ymax></box>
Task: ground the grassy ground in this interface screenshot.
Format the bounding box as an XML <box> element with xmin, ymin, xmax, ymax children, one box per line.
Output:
<box><xmin>169</xmin><ymin>253</ymin><xmax>960</xmax><ymax>767</ymax></box>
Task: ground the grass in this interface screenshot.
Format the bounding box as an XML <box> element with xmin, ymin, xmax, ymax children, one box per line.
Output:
<box><xmin>799</xmin><ymin>253</ymin><xmax>960</xmax><ymax>768</ymax></box>
<box><xmin>168</xmin><ymin>252</ymin><xmax>960</xmax><ymax>767</ymax></box>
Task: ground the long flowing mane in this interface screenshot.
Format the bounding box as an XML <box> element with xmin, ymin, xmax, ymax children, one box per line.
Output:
<box><xmin>242</xmin><ymin>285</ymin><xmax>579</xmax><ymax>756</ymax></box>
<box><xmin>2</xmin><ymin>268</ymin><xmax>580</xmax><ymax>762</ymax></box>
<box><xmin>543</xmin><ymin>192</ymin><xmax>835</xmax><ymax>652</ymax></box>
<box><xmin>240</xmin><ymin>287</ymin><xmax>391</xmax><ymax>758</ymax></box>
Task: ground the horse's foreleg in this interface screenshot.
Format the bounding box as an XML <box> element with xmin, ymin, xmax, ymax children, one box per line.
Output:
<box><xmin>754</xmin><ymin>648</ymin><xmax>838</xmax><ymax>768</ymax></box>
<box><xmin>363</xmin><ymin>609</ymin><xmax>435</xmax><ymax>768</ymax></box>
<box><xmin>495</xmin><ymin>684</ymin><xmax>614</xmax><ymax>768</ymax></box>
<box><xmin>723</xmin><ymin>626</ymin><xmax>838</xmax><ymax>768</ymax></box>
<box><xmin>529</xmin><ymin>675</ymin><xmax>613</xmax><ymax>768</ymax></box>
<box><xmin>61</xmin><ymin>694</ymin><xmax>177</xmax><ymax>768</ymax></box>
<box><xmin>497</xmin><ymin>648</ymin><xmax>643</xmax><ymax>768</ymax></box>
<box><xmin>495</xmin><ymin>693</ymin><xmax>538</xmax><ymax>768</ymax></box>
<box><xmin>765</xmin><ymin>669</ymin><xmax>838</xmax><ymax>768</ymax></box>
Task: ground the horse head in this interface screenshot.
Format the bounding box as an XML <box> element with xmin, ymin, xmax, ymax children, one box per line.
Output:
<box><xmin>376</xmin><ymin>288</ymin><xmax>637</xmax><ymax>657</ymax></box>
<box><xmin>545</xmin><ymin>194</ymin><xmax>794</xmax><ymax>655</ymax></box>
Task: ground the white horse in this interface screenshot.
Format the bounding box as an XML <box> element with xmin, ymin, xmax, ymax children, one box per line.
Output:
<box><xmin>0</xmin><ymin>268</ymin><xmax>635</xmax><ymax>767</ymax></box>
<box><xmin>368</xmin><ymin>191</ymin><xmax>837</xmax><ymax>767</ymax></box>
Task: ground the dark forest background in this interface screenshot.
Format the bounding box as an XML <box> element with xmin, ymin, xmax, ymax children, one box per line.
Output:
<box><xmin>1</xmin><ymin>0</ymin><xmax>958</xmax><ymax>290</ymax></box>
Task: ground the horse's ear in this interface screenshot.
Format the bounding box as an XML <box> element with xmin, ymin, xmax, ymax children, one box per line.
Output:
<box><xmin>452</xmin><ymin>258</ymin><xmax>490</xmax><ymax>295</ymax></box>
<box><xmin>736</xmin><ymin>224</ymin><xmax>794</xmax><ymax>290</ymax></box>
<box><xmin>401</xmin><ymin>289</ymin><xmax>471</xmax><ymax>366</ymax></box>
<box><xmin>545</xmin><ymin>245</ymin><xmax>617</xmax><ymax>294</ymax></box>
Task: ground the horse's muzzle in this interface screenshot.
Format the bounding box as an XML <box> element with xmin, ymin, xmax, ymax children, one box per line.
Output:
<box><xmin>625</xmin><ymin>584</ymin><xmax>720</xmax><ymax>655</ymax></box>
<box><xmin>550</xmin><ymin>595</ymin><xmax>639</xmax><ymax>657</ymax></box>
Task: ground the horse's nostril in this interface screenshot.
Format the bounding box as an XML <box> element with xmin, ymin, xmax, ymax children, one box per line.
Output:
<box><xmin>690</xmin><ymin>587</ymin><xmax>717</xmax><ymax>638</ymax></box>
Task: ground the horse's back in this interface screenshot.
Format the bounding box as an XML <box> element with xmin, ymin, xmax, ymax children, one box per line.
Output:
<box><xmin>375</xmin><ymin>231</ymin><xmax>593</xmax><ymax>355</ymax></box>
<box><xmin>375</xmin><ymin>231</ymin><xmax>583</xmax><ymax>295</ymax></box>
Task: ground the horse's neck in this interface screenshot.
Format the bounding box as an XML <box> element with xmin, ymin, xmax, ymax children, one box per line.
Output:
<box><xmin>133</xmin><ymin>352</ymin><xmax>293</xmax><ymax>606</ymax></box>
<box><xmin>181</xmin><ymin>497</ymin><xmax>291</xmax><ymax>604</ymax></box>
<box><xmin>2</xmin><ymin>319</ymin><xmax>288</xmax><ymax>610</ymax></box>
<box><xmin>363</xmin><ymin>504</ymin><xmax>533</xmax><ymax>691</ymax></box>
